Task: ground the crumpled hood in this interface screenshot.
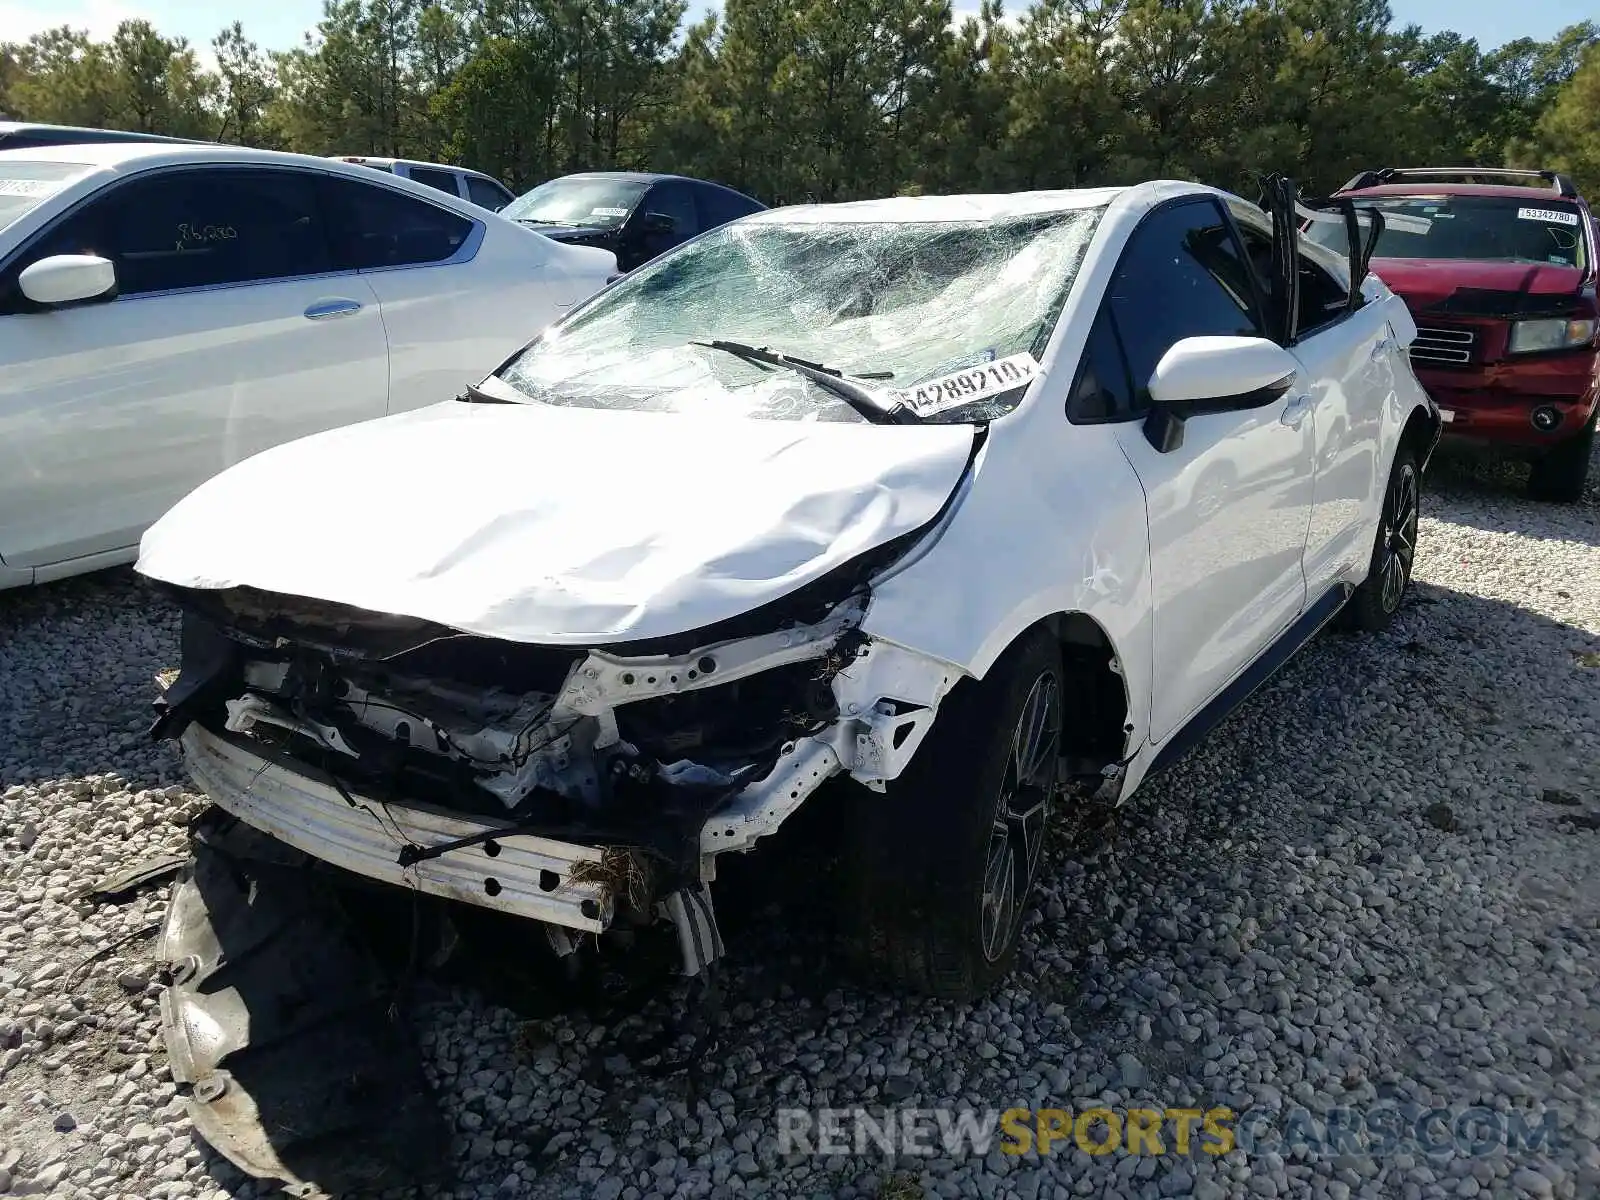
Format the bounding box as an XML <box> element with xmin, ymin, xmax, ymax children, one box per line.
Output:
<box><xmin>136</xmin><ymin>400</ymin><xmax>975</xmax><ymax>645</ymax></box>
<box><xmin>1370</xmin><ymin>257</ymin><xmax>1585</xmax><ymax>314</ymax></box>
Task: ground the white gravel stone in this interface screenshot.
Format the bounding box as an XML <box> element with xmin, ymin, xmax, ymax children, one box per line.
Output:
<box><xmin>2</xmin><ymin>455</ymin><xmax>1600</xmax><ymax>1200</ymax></box>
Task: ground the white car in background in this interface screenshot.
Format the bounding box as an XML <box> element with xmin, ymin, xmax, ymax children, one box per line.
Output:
<box><xmin>328</xmin><ymin>155</ymin><xmax>518</xmax><ymax>212</ymax></box>
<box><xmin>0</xmin><ymin>143</ymin><xmax>615</xmax><ymax>588</ymax></box>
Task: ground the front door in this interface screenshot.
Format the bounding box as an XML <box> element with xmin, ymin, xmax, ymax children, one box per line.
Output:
<box><xmin>1102</xmin><ymin>197</ymin><xmax>1317</xmax><ymax>741</ymax></box>
<box><xmin>0</xmin><ymin>165</ymin><xmax>388</xmax><ymax>569</ymax></box>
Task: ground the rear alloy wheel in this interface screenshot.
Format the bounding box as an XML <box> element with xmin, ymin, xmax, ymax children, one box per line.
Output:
<box><xmin>1527</xmin><ymin>415</ymin><xmax>1596</xmax><ymax>504</ymax></box>
<box><xmin>1344</xmin><ymin>449</ymin><xmax>1419</xmax><ymax>633</ymax></box>
<box><xmin>844</xmin><ymin>629</ymin><xmax>1063</xmax><ymax>1000</ymax></box>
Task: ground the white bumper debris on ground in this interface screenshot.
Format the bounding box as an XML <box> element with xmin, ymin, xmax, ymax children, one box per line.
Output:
<box><xmin>0</xmin><ymin>456</ymin><xmax>1598</xmax><ymax>1200</ymax></box>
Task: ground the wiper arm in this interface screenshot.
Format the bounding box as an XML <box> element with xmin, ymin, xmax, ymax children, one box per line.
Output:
<box><xmin>691</xmin><ymin>338</ymin><xmax>916</xmax><ymax>425</ymax></box>
<box><xmin>459</xmin><ymin>381</ymin><xmax>514</xmax><ymax>405</ymax></box>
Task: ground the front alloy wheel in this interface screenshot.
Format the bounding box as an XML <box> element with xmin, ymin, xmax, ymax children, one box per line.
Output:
<box><xmin>843</xmin><ymin>629</ymin><xmax>1065</xmax><ymax>1000</ymax></box>
<box><xmin>980</xmin><ymin>672</ymin><xmax>1059</xmax><ymax>962</ymax></box>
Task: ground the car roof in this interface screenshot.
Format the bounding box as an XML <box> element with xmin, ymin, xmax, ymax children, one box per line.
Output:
<box><xmin>0</xmin><ymin>121</ymin><xmax>206</xmax><ymax>147</ymax></box>
<box><xmin>1339</xmin><ymin>182</ymin><xmax>1586</xmax><ymax>203</ymax></box>
<box><xmin>743</xmin><ymin>186</ymin><xmax>1129</xmax><ymax>225</ymax></box>
<box><xmin>0</xmin><ymin>142</ymin><xmax>504</xmax><ymax>222</ymax></box>
<box><xmin>332</xmin><ymin>155</ymin><xmax>494</xmax><ymax>175</ymax></box>
<box><xmin>552</xmin><ymin>170</ymin><xmax>761</xmax><ymax>199</ymax></box>
<box><xmin>0</xmin><ymin>142</ymin><xmax>346</xmax><ymax>170</ymax></box>
<box><xmin>0</xmin><ymin>142</ymin><xmax>498</xmax><ymax>188</ymax></box>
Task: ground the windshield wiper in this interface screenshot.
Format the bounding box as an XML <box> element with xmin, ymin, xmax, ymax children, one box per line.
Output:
<box><xmin>690</xmin><ymin>339</ymin><xmax>915</xmax><ymax>425</ymax></box>
<box><xmin>459</xmin><ymin>382</ymin><xmax>514</xmax><ymax>405</ymax></box>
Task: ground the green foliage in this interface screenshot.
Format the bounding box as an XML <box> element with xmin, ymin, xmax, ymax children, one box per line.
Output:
<box><xmin>1513</xmin><ymin>42</ymin><xmax>1600</xmax><ymax>197</ymax></box>
<box><xmin>0</xmin><ymin>2</ymin><xmax>1595</xmax><ymax>204</ymax></box>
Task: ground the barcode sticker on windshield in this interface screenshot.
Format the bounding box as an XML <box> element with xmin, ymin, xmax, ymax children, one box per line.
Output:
<box><xmin>895</xmin><ymin>353</ymin><xmax>1042</xmax><ymax>416</ymax></box>
<box><xmin>0</xmin><ymin>178</ymin><xmax>62</xmax><ymax>197</ymax></box>
<box><xmin>1518</xmin><ymin>207</ymin><xmax>1578</xmax><ymax>226</ymax></box>
<box><xmin>591</xmin><ymin>206</ymin><xmax>628</xmax><ymax>217</ymax></box>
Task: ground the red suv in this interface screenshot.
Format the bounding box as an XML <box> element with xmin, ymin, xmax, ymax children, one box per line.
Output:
<box><xmin>1306</xmin><ymin>168</ymin><xmax>1598</xmax><ymax>502</ymax></box>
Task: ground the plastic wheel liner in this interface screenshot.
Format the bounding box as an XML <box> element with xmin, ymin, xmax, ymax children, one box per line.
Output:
<box><xmin>158</xmin><ymin>812</ymin><xmax>451</xmax><ymax>1196</ymax></box>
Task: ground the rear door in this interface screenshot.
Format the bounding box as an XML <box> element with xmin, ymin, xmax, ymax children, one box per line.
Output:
<box><xmin>0</xmin><ymin>164</ymin><xmax>388</xmax><ymax>569</ymax></box>
<box><xmin>1230</xmin><ymin>205</ymin><xmax>1394</xmax><ymax>597</ymax></box>
<box><xmin>319</xmin><ymin>174</ymin><xmax>516</xmax><ymax>414</ymax></box>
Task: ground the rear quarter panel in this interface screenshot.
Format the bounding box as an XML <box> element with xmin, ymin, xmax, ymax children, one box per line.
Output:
<box><xmin>377</xmin><ymin>220</ymin><xmax>609</xmax><ymax>414</ymax></box>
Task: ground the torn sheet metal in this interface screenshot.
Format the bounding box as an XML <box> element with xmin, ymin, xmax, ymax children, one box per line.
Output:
<box><xmin>159</xmin><ymin>817</ymin><xmax>449</xmax><ymax>1195</ymax></box>
<box><xmin>135</xmin><ymin>399</ymin><xmax>974</xmax><ymax>645</ymax></box>
<box><xmin>180</xmin><ymin>723</ymin><xmax>616</xmax><ymax>930</ymax></box>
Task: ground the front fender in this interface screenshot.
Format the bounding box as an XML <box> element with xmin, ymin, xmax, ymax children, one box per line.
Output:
<box><xmin>859</xmin><ymin>414</ymin><xmax>1154</xmax><ymax>757</ymax></box>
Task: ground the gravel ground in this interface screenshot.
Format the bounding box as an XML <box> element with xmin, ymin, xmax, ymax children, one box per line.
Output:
<box><xmin>1</xmin><ymin>451</ymin><xmax>1598</xmax><ymax>1200</ymax></box>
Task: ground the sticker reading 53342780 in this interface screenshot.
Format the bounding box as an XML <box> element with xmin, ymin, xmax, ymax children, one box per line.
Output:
<box><xmin>1517</xmin><ymin>207</ymin><xmax>1579</xmax><ymax>226</ymax></box>
<box><xmin>895</xmin><ymin>353</ymin><xmax>1042</xmax><ymax>415</ymax></box>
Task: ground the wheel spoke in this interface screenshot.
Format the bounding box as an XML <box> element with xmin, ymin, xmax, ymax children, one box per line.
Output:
<box><xmin>979</xmin><ymin>668</ymin><xmax>1063</xmax><ymax>963</ymax></box>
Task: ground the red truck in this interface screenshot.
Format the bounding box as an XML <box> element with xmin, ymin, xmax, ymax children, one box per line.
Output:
<box><xmin>1305</xmin><ymin>168</ymin><xmax>1598</xmax><ymax>502</ymax></box>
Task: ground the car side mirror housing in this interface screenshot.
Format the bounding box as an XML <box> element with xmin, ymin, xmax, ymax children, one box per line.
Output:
<box><xmin>1142</xmin><ymin>335</ymin><xmax>1298</xmax><ymax>453</ymax></box>
<box><xmin>19</xmin><ymin>254</ymin><xmax>117</xmax><ymax>307</ymax></box>
<box><xmin>641</xmin><ymin>211</ymin><xmax>677</xmax><ymax>235</ymax></box>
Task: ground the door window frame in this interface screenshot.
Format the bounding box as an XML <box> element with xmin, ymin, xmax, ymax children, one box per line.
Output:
<box><xmin>0</xmin><ymin>162</ymin><xmax>486</xmax><ymax>307</ymax></box>
<box><xmin>1067</xmin><ymin>195</ymin><xmax>1275</xmax><ymax>426</ymax></box>
<box><xmin>1227</xmin><ymin>198</ymin><xmax>1364</xmax><ymax>346</ymax></box>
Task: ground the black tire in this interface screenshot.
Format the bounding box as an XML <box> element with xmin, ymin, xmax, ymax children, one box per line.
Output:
<box><xmin>843</xmin><ymin>628</ymin><xmax>1062</xmax><ymax>1000</ymax></box>
<box><xmin>1343</xmin><ymin>445</ymin><xmax>1420</xmax><ymax>633</ymax></box>
<box><xmin>1527</xmin><ymin>416</ymin><xmax>1595</xmax><ymax>504</ymax></box>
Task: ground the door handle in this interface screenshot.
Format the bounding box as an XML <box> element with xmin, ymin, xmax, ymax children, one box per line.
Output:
<box><xmin>1280</xmin><ymin>392</ymin><xmax>1313</xmax><ymax>429</ymax></box>
<box><xmin>304</xmin><ymin>299</ymin><xmax>363</xmax><ymax>321</ymax></box>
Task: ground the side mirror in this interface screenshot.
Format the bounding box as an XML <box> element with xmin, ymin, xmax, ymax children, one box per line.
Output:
<box><xmin>19</xmin><ymin>254</ymin><xmax>117</xmax><ymax>307</ymax></box>
<box><xmin>1143</xmin><ymin>335</ymin><xmax>1298</xmax><ymax>453</ymax></box>
<box><xmin>641</xmin><ymin>211</ymin><xmax>677</xmax><ymax>236</ymax></box>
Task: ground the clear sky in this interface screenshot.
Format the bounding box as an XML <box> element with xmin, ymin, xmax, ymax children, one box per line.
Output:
<box><xmin>0</xmin><ymin>0</ymin><xmax>1591</xmax><ymax>62</ymax></box>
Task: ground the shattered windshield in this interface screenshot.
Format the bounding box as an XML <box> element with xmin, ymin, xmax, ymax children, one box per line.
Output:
<box><xmin>1306</xmin><ymin>196</ymin><xmax>1590</xmax><ymax>270</ymax></box>
<box><xmin>501</xmin><ymin>176</ymin><xmax>648</xmax><ymax>228</ymax></box>
<box><xmin>496</xmin><ymin>206</ymin><xmax>1106</xmax><ymax>424</ymax></box>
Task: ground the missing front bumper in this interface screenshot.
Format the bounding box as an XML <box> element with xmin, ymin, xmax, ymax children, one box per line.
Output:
<box><xmin>182</xmin><ymin>723</ymin><xmax>616</xmax><ymax>933</ymax></box>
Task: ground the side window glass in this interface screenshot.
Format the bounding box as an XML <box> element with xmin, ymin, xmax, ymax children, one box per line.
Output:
<box><xmin>641</xmin><ymin>182</ymin><xmax>697</xmax><ymax>238</ymax></box>
<box><xmin>1297</xmin><ymin>254</ymin><xmax>1352</xmax><ymax>334</ymax></box>
<box><xmin>321</xmin><ymin>177</ymin><xmax>475</xmax><ymax>270</ymax></box>
<box><xmin>695</xmin><ymin>184</ymin><xmax>755</xmax><ymax>231</ymax></box>
<box><xmin>1235</xmin><ymin>223</ymin><xmax>1276</xmax><ymax>302</ymax></box>
<box><xmin>1238</xmin><ymin>218</ymin><xmax>1352</xmax><ymax>339</ymax></box>
<box><xmin>1108</xmin><ymin>199</ymin><xmax>1264</xmax><ymax>404</ymax></box>
<box><xmin>408</xmin><ymin>166</ymin><xmax>462</xmax><ymax>196</ymax></box>
<box><xmin>466</xmin><ymin>176</ymin><xmax>510</xmax><ymax>210</ymax></box>
<box><xmin>24</xmin><ymin>168</ymin><xmax>330</xmax><ymax>296</ymax></box>
<box><xmin>1067</xmin><ymin>308</ymin><xmax>1136</xmax><ymax>423</ymax></box>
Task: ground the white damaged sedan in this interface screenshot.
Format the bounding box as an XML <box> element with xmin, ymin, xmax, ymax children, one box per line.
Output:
<box><xmin>137</xmin><ymin>179</ymin><xmax>1441</xmax><ymax>1002</ymax></box>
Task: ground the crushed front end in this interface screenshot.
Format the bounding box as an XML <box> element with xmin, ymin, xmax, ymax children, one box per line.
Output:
<box><xmin>149</xmin><ymin>562</ymin><xmax>960</xmax><ymax>979</ymax></box>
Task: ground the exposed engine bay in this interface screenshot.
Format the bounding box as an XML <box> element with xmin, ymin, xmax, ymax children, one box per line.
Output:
<box><xmin>149</xmin><ymin>563</ymin><xmax>961</xmax><ymax>978</ymax></box>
